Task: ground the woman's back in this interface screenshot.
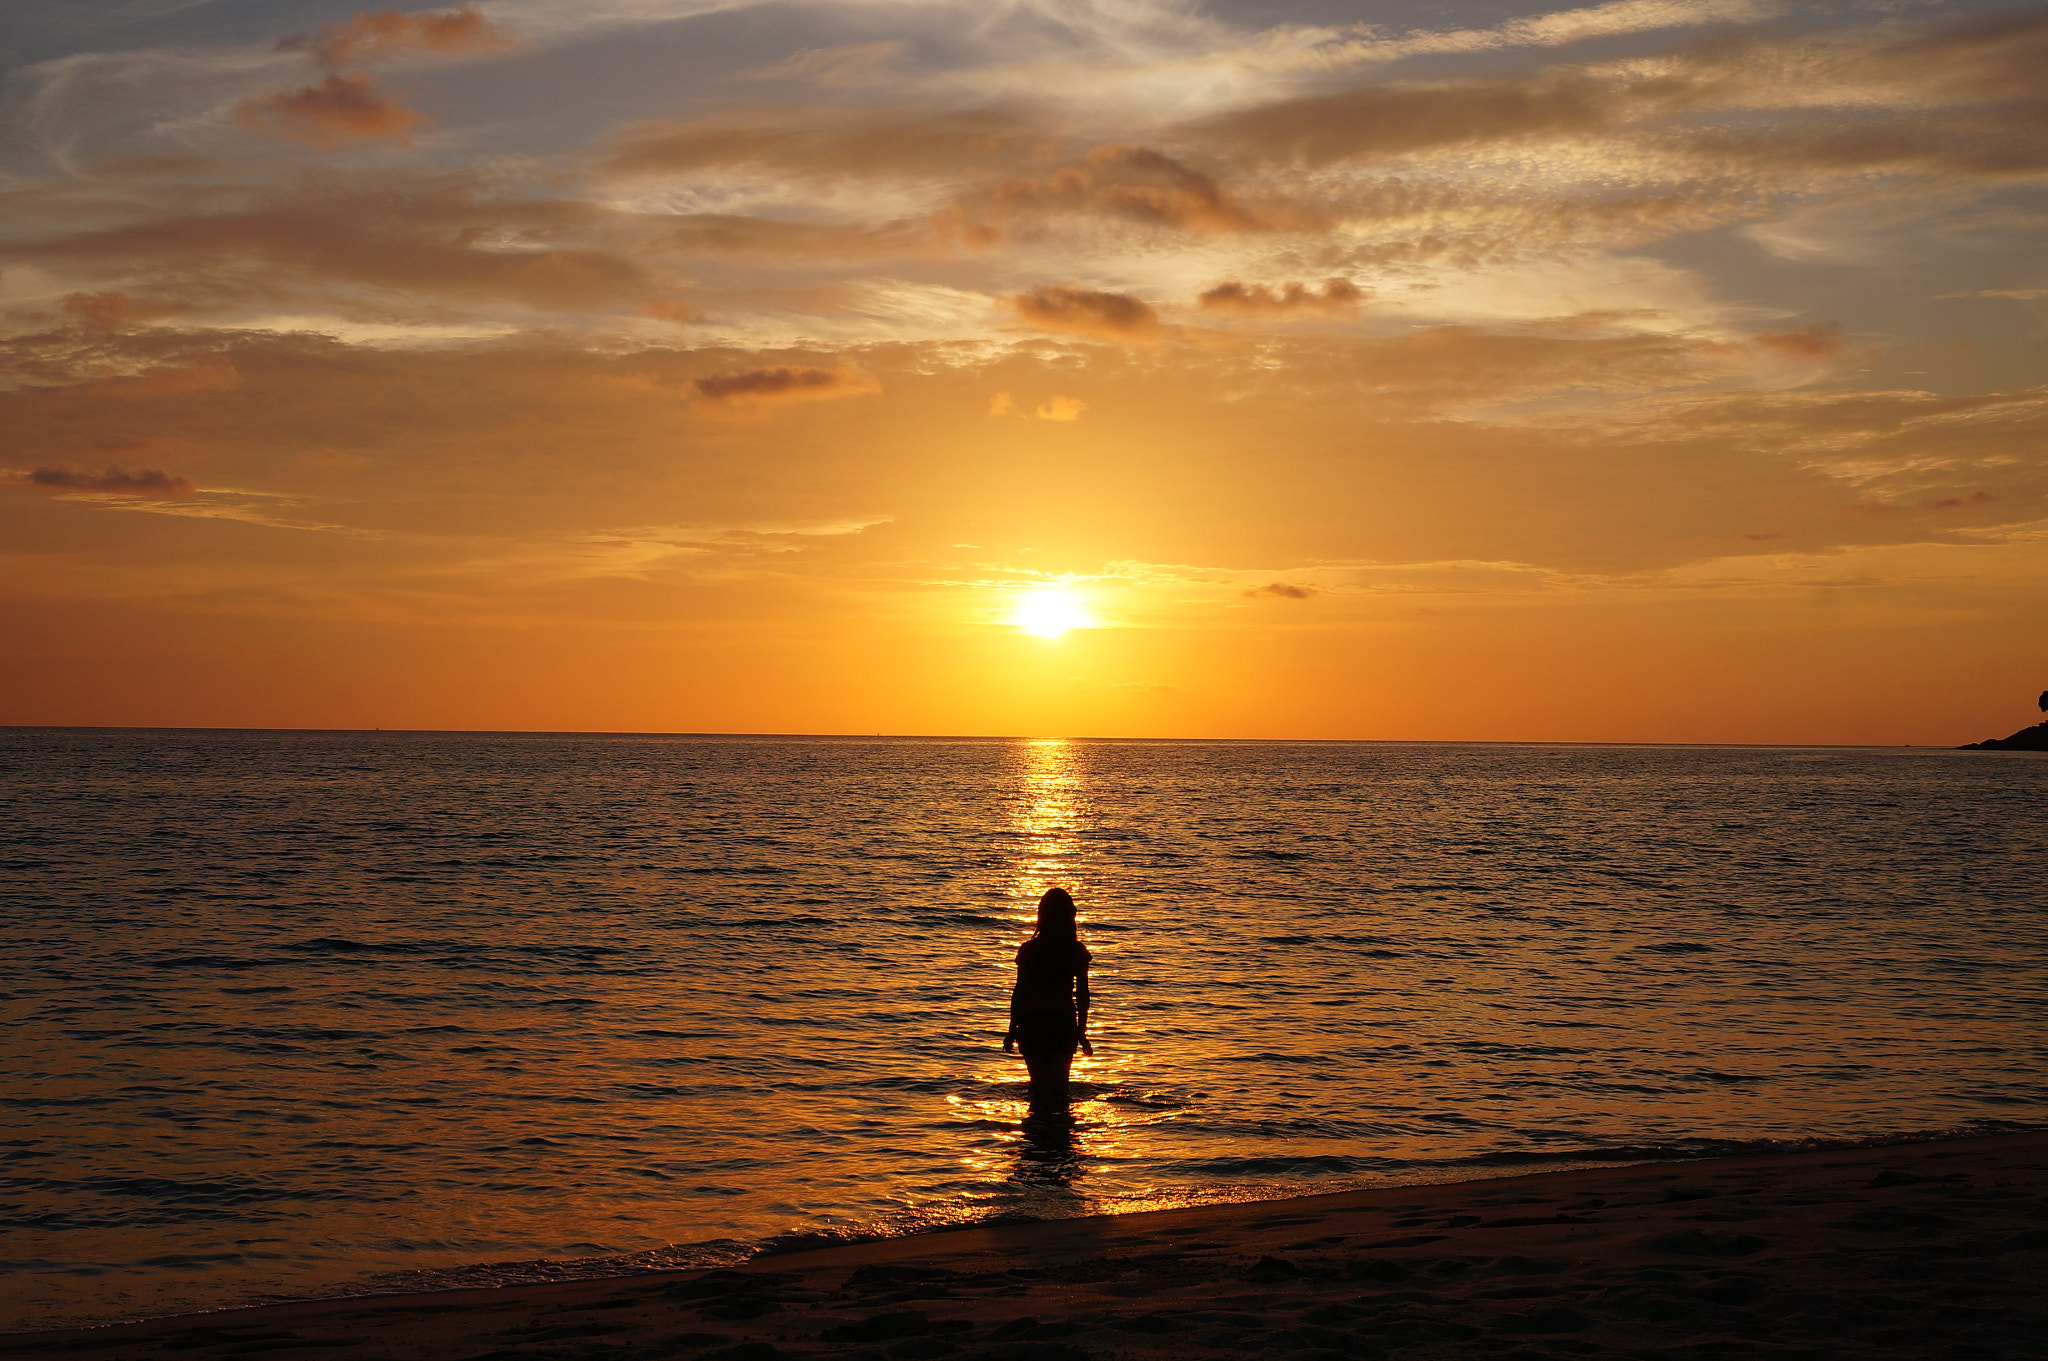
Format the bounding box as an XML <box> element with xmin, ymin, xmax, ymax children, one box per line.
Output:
<box><xmin>1012</xmin><ymin>937</ymin><xmax>1090</xmax><ymax>1020</ymax></box>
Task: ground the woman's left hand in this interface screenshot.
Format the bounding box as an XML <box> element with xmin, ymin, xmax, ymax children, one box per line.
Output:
<box><xmin>1079</xmin><ymin>1037</ymin><xmax>1094</xmax><ymax>1056</ymax></box>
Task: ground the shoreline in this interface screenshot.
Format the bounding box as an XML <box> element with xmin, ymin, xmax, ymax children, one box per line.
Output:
<box><xmin>9</xmin><ymin>1129</ymin><xmax>2042</xmax><ymax>1360</ymax></box>
<box><xmin>11</xmin><ymin>1124</ymin><xmax>2034</xmax><ymax>1336</ymax></box>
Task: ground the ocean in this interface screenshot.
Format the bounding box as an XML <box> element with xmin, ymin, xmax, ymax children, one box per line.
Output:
<box><xmin>2</xmin><ymin>729</ymin><xmax>2042</xmax><ymax>1333</ymax></box>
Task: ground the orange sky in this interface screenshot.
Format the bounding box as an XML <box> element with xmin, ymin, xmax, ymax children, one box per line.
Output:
<box><xmin>3</xmin><ymin>0</ymin><xmax>2044</xmax><ymax>742</ymax></box>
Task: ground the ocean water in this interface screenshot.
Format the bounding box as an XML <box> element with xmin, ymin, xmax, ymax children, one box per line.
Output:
<box><xmin>2</xmin><ymin>730</ymin><xmax>2043</xmax><ymax>1333</ymax></box>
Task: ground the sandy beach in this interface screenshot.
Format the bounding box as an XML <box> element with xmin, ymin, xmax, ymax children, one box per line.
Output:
<box><xmin>8</xmin><ymin>1131</ymin><xmax>2042</xmax><ymax>1361</ymax></box>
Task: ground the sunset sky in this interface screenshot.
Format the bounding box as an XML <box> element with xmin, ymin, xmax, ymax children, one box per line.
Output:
<box><xmin>3</xmin><ymin>0</ymin><xmax>2044</xmax><ymax>742</ymax></box>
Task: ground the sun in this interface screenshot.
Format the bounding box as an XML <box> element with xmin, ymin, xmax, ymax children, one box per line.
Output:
<box><xmin>1011</xmin><ymin>588</ymin><xmax>1094</xmax><ymax>639</ymax></box>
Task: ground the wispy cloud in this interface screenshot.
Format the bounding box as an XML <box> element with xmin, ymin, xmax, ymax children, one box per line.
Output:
<box><xmin>743</xmin><ymin>41</ymin><xmax>905</xmax><ymax>89</ymax></box>
<box><xmin>1938</xmin><ymin>287</ymin><xmax>2048</xmax><ymax>301</ymax></box>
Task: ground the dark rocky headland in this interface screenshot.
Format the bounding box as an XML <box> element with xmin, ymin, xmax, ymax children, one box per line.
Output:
<box><xmin>1957</xmin><ymin>721</ymin><xmax>2048</xmax><ymax>750</ymax></box>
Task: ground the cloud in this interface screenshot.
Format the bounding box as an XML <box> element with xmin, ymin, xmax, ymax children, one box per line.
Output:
<box><xmin>8</xmin><ymin>177</ymin><xmax>653</xmax><ymax>312</ymax></box>
<box><xmin>1187</xmin><ymin>7</ymin><xmax>2048</xmax><ymax>183</ymax></box>
<box><xmin>1244</xmin><ymin>581</ymin><xmax>1316</xmax><ymax>598</ymax></box>
<box><xmin>61</xmin><ymin>291</ymin><xmax>180</xmax><ymax>329</ymax></box>
<box><xmin>745</xmin><ymin>41</ymin><xmax>904</xmax><ymax>89</ymax></box>
<box><xmin>1188</xmin><ymin>70</ymin><xmax>1644</xmax><ymax>168</ymax></box>
<box><xmin>598</xmin><ymin>106</ymin><xmax>1041</xmax><ymax>181</ymax></box>
<box><xmin>12</xmin><ymin>6</ymin><xmax>2030</xmax><ymax>350</ymax></box>
<box><xmin>987</xmin><ymin>145</ymin><xmax>1271</xmax><ymax>234</ymax></box>
<box><xmin>235</xmin><ymin>73</ymin><xmax>425</xmax><ymax>145</ymax></box>
<box><xmin>229</xmin><ymin>7</ymin><xmax>519</xmax><ymax>155</ymax></box>
<box><xmin>579</xmin><ymin>515</ymin><xmax>892</xmax><ymax>562</ymax></box>
<box><xmin>659</xmin><ymin>215</ymin><xmax>931</xmax><ymax>262</ymax></box>
<box><xmin>1857</xmin><ymin>6</ymin><xmax>2048</xmax><ymax>105</ymax></box>
<box><xmin>1199</xmin><ymin>279</ymin><xmax>1363</xmax><ymax>315</ymax></box>
<box><xmin>1352</xmin><ymin>0</ymin><xmax>1775</xmax><ymax>63</ymax></box>
<box><xmin>288</xmin><ymin>5</ymin><xmax>521</xmax><ymax>68</ymax></box>
<box><xmin>692</xmin><ymin>365</ymin><xmax>875</xmax><ymax>404</ymax></box>
<box><xmin>1008</xmin><ymin>286</ymin><xmax>1158</xmax><ymax>341</ymax></box>
<box><xmin>27</xmin><ymin>464</ymin><xmax>195</xmax><ymax>497</ymax></box>
<box><xmin>3</xmin><ymin>326</ymin><xmax>2043</xmax><ymax>635</ymax></box>
<box><xmin>600</xmin><ymin>116</ymin><xmax>1298</xmax><ymax>243</ymax></box>
<box><xmin>638</xmin><ymin>296</ymin><xmax>702</xmax><ymax>323</ymax></box>
<box><xmin>1939</xmin><ymin>288</ymin><xmax>2048</xmax><ymax>301</ymax></box>
<box><xmin>1754</xmin><ymin>323</ymin><xmax>1846</xmax><ymax>358</ymax></box>
<box><xmin>1034</xmin><ymin>395</ymin><xmax>1087</xmax><ymax>422</ymax></box>
<box><xmin>888</xmin><ymin>0</ymin><xmax>1774</xmax><ymax>118</ymax></box>
<box><xmin>989</xmin><ymin>392</ymin><xmax>1015</xmax><ymax>416</ymax></box>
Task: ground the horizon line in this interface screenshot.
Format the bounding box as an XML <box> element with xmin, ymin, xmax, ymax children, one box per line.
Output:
<box><xmin>0</xmin><ymin>723</ymin><xmax>2002</xmax><ymax>751</ymax></box>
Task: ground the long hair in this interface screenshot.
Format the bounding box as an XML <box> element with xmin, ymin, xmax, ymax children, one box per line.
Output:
<box><xmin>1032</xmin><ymin>887</ymin><xmax>1080</xmax><ymax>945</ymax></box>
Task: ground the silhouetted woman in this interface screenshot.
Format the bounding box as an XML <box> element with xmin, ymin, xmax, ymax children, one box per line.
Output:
<box><xmin>1003</xmin><ymin>887</ymin><xmax>1093</xmax><ymax>1112</ymax></box>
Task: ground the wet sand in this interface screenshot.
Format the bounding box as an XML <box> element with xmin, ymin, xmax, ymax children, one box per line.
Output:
<box><xmin>7</xmin><ymin>1131</ymin><xmax>2042</xmax><ymax>1361</ymax></box>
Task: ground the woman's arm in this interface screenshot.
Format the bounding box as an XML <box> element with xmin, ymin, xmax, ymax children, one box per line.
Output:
<box><xmin>1004</xmin><ymin>944</ymin><xmax>1026</xmax><ymax>1052</ymax></box>
<box><xmin>1076</xmin><ymin>960</ymin><xmax>1092</xmax><ymax>1056</ymax></box>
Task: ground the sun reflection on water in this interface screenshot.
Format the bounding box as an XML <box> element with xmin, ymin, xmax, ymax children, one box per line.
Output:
<box><xmin>1009</xmin><ymin>738</ymin><xmax>1081</xmax><ymax>903</ymax></box>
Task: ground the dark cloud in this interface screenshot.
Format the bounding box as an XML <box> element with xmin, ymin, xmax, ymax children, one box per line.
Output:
<box><xmin>1009</xmin><ymin>286</ymin><xmax>1158</xmax><ymax>340</ymax></box>
<box><xmin>988</xmin><ymin>145</ymin><xmax>1273</xmax><ymax>233</ymax></box>
<box><xmin>693</xmin><ymin>366</ymin><xmax>874</xmax><ymax>403</ymax></box>
<box><xmin>1200</xmin><ymin>279</ymin><xmax>1363</xmax><ymax>315</ymax></box>
<box><xmin>1244</xmin><ymin>581</ymin><xmax>1316</xmax><ymax>598</ymax></box>
<box><xmin>286</xmin><ymin>4</ymin><xmax>521</xmax><ymax>68</ymax></box>
<box><xmin>235</xmin><ymin>73</ymin><xmax>424</xmax><ymax>146</ymax></box>
<box><xmin>28</xmin><ymin>464</ymin><xmax>195</xmax><ymax>497</ymax></box>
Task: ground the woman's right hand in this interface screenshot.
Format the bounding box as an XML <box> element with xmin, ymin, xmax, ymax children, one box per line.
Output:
<box><xmin>1002</xmin><ymin>1031</ymin><xmax>1016</xmax><ymax>1053</ymax></box>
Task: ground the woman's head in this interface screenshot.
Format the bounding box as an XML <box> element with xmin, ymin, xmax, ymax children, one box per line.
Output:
<box><xmin>1034</xmin><ymin>887</ymin><xmax>1078</xmax><ymax>942</ymax></box>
